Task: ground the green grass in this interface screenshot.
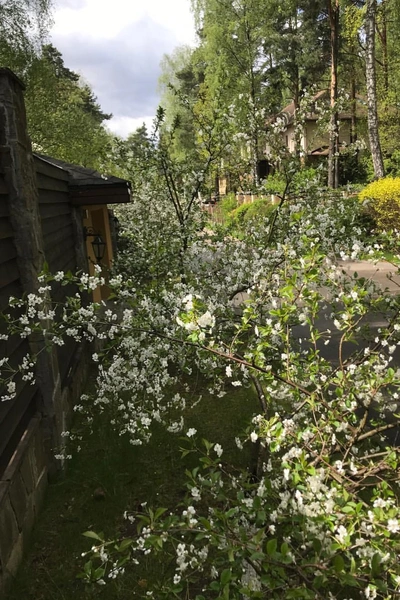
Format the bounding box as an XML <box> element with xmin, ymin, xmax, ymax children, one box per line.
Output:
<box><xmin>7</xmin><ymin>375</ymin><xmax>259</xmax><ymax>600</ymax></box>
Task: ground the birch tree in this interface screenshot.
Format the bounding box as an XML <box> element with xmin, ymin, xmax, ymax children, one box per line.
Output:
<box><xmin>0</xmin><ymin>0</ymin><xmax>53</xmax><ymax>72</ymax></box>
<box><xmin>327</xmin><ymin>0</ymin><xmax>340</xmax><ymax>188</ymax></box>
<box><xmin>365</xmin><ymin>0</ymin><xmax>385</xmax><ymax>179</ymax></box>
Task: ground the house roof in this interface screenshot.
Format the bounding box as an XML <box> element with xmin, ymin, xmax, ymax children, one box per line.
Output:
<box><xmin>278</xmin><ymin>90</ymin><xmax>327</xmax><ymax>124</ymax></box>
<box><xmin>34</xmin><ymin>153</ymin><xmax>131</xmax><ymax>205</ymax></box>
<box><xmin>272</xmin><ymin>90</ymin><xmax>367</xmax><ymax>127</ymax></box>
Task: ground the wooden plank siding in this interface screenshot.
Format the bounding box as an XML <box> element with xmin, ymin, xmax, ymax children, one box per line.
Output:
<box><xmin>41</xmin><ymin>213</ymin><xmax>74</xmax><ymax>237</ymax></box>
<box><xmin>36</xmin><ymin>163</ymin><xmax>76</xmax><ymax>273</ymax></box>
<box><xmin>36</xmin><ymin>172</ymin><xmax>71</xmax><ymax>193</ymax></box>
<box><xmin>36</xmin><ymin>166</ymin><xmax>80</xmax><ymax>389</ymax></box>
<box><xmin>0</xmin><ymin>176</ymin><xmax>39</xmax><ymax>477</ymax></box>
<box><xmin>0</xmin><ymin>158</ymin><xmax>84</xmax><ymax>477</ymax></box>
<box><xmin>0</xmin><ymin>384</ymin><xmax>38</xmax><ymax>474</ymax></box>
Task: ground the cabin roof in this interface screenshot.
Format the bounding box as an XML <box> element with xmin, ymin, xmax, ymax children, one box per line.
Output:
<box><xmin>33</xmin><ymin>154</ymin><xmax>131</xmax><ymax>205</ymax></box>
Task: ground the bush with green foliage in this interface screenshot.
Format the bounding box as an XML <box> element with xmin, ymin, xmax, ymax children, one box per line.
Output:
<box><xmin>359</xmin><ymin>177</ymin><xmax>400</xmax><ymax>231</ymax></box>
<box><xmin>358</xmin><ymin>153</ymin><xmax>376</xmax><ymax>184</ymax></box>
<box><xmin>226</xmin><ymin>198</ymin><xmax>276</xmax><ymax>230</ymax></box>
<box><xmin>291</xmin><ymin>167</ymin><xmax>323</xmax><ymax>191</ymax></box>
<box><xmin>219</xmin><ymin>193</ymin><xmax>238</xmax><ymax>217</ymax></box>
<box><xmin>339</xmin><ymin>153</ymin><xmax>369</xmax><ymax>185</ymax></box>
<box><xmin>384</xmin><ymin>150</ymin><xmax>400</xmax><ymax>178</ymax></box>
<box><xmin>261</xmin><ymin>173</ymin><xmax>286</xmax><ymax>196</ymax></box>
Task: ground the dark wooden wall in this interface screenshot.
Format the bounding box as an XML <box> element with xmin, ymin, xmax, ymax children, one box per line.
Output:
<box><xmin>0</xmin><ymin>172</ymin><xmax>39</xmax><ymax>474</ymax></box>
<box><xmin>0</xmin><ymin>159</ymin><xmax>81</xmax><ymax>475</ymax></box>
<box><xmin>36</xmin><ymin>158</ymin><xmax>76</xmax><ymax>274</ymax></box>
<box><xmin>35</xmin><ymin>157</ymin><xmax>80</xmax><ymax>387</ymax></box>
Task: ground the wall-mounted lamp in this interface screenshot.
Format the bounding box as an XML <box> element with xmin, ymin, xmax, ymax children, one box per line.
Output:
<box><xmin>83</xmin><ymin>227</ymin><xmax>106</xmax><ymax>263</ymax></box>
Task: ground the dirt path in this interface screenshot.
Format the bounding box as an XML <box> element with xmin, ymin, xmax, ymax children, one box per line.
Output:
<box><xmin>338</xmin><ymin>259</ymin><xmax>400</xmax><ymax>294</ymax></box>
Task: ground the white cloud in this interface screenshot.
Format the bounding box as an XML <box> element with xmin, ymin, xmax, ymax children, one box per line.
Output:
<box><xmin>51</xmin><ymin>0</ymin><xmax>197</xmax><ymax>135</ymax></box>
<box><xmin>107</xmin><ymin>115</ymin><xmax>155</xmax><ymax>138</ymax></box>
<box><xmin>53</xmin><ymin>0</ymin><xmax>196</xmax><ymax>45</ymax></box>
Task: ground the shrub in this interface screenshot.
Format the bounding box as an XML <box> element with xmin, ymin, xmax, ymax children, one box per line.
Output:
<box><xmin>261</xmin><ymin>173</ymin><xmax>286</xmax><ymax>196</ymax></box>
<box><xmin>219</xmin><ymin>193</ymin><xmax>237</xmax><ymax>217</ymax></box>
<box><xmin>384</xmin><ymin>150</ymin><xmax>400</xmax><ymax>177</ymax></box>
<box><xmin>225</xmin><ymin>201</ymin><xmax>250</xmax><ymax>228</ymax></box>
<box><xmin>359</xmin><ymin>176</ymin><xmax>400</xmax><ymax>230</ymax></box>
<box><xmin>242</xmin><ymin>198</ymin><xmax>276</xmax><ymax>222</ymax></box>
<box><xmin>358</xmin><ymin>152</ymin><xmax>375</xmax><ymax>183</ymax></box>
<box><xmin>292</xmin><ymin>166</ymin><xmax>322</xmax><ymax>190</ymax></box>
<box><xmin>227</xmin><ymin>198</ymin><xmax>276</xmax><ymax>229</ymax></box>
<box><xmin>339</xmin><ymin>153</ymin><xmax>369</xmax><ymax>185</ymax></box>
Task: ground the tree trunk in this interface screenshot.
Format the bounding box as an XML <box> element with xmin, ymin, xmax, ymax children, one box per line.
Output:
<box><xmin>350</xmin><ymin>77</ymin><xmax>357</xmax><ymax>145</ymax></box>
<box><xmin>376</xmin><ymin>0</ymin><xmax>389</xmax><ymax>94</ymax></box>
<box><xmin>292</xmin><ymin>25</ymin><xmax>301</xmax><ymax>157</ymax></box>
<box><xmin>366</xmin><ymin>0</ymin><xmax>385</xmax><ymax>179</ymax></box>
<box><xmin>328</xmin><ymin>0</ymin><xmax>340</xmax><ymax>188</ymax></box>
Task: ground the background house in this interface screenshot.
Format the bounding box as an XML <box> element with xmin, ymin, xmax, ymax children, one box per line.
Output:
<box><xmin>270</xmin><ymin>90</ymin><xmax>367</xmax><ymax>162</ymax></box>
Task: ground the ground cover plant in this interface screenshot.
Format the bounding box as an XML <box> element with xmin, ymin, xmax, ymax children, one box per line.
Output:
<box><xmin>7</xmin><ymin>379</ymin><xmax>256</xmax><ymax>600</ymax></box>
<box><xmin>3</xmin><ymin>111</ymin><xmax>400</xmax><ymax>599</ymax></box>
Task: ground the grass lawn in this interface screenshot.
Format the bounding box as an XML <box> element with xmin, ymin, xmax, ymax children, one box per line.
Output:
<box><xmin>7</xmin><ymin>374</ymin><xmax>259</xmax><ymax>600</ymax></box>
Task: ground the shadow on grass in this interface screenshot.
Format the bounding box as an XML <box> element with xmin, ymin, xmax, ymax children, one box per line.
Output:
<box><xmin>7</xmin><ymin>375</ymin><xmax>258</xmax><ymax>600</ymax></box>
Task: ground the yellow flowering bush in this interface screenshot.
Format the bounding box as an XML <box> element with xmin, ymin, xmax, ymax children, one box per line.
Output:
<box><xmin>359</xmin><ymin>177</ymin><xmax>400</xmax><ymax>230</ymax></box>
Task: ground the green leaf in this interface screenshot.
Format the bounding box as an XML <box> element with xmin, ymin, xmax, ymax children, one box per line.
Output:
<box><xmin>209</xmin><ymin>581</ymin><xmax>220</xmax><ymax>591</ymax></box>
<box><xmin>253</xmin><ymin>528</ymin><xmax>265</xmax><ymax>544</ymax></box>
<box><xmin>341</xmin><ymin>573</ymin><xmax>360</xmax><ymax>587</ymax></box>
<box><xmin>83</xmin><ymin>560</ymin><xmax>92</xmax><ymax>574</ymax></box>
<box><xmin>250</xmin><ymin>551</ymin><xmax>265</xmax><ymax>561</ymax></box>
<box><xmin>375</xmin><ymin>579</ymin><xmax>387</xmax><ymax>592</ymax></box>
<box><xmin>93</xmin><ymin>566</ymin><xmax>105</xmax><ymax>580</ymax></box>
<box><xmin>118</xmin><ymin>538</ymin><xmax>133</xmax><ymax>552</ymax></box>
<box><xmin>202</xmin><ymin>439</ymin><xmax>213</xmax><ymax>452</ymax></box>
<box><xmin>199</xmin><ymin>517</ymin><xmax>212</xmax><ymax>530</ymax></box>
<box><xmin>154</xmin><ymin>507</ymin><xmax>168</xmax><ymax>520</ymax></box>
<box><xmin>371</xmin><ymin>552</ymin><xmax>381</xmax><ymax>577</ymax></box>
<box><xmin>341</xmin><ymin>505</ymin><xmax>355</xmax><ymax>514</ymax></box>
<box><xmin>313</xmin><ymin>575</ymin><xmax>325</xmax><ymax>589</ymax></box>
<box><xmin>266</xmin><ymin>539</ymin><xmax>277</xmax><ymax>555</ymax></box>
<box><xmin>82</xmin><ymin>531</ymin><xmax>103</xmax><ymax>541</ymax></box>
<box><xmin>221</xmin><ymin>569</ymin><xmax>231</xmax><ymax>586</ymax></box>
<box><xmin>333</xmin><ymin>554</ymin><xmax>345</xmax><ymax>573</ymax></box>
<box><xmin>312</xmin><ymin>538</ymin><xmax>322</xmax><ymax>554</ymax></box>
<box><xmin>350</xmin><ymin>557</ymin><xmax>356</xmax><ymax>574</ymax></box>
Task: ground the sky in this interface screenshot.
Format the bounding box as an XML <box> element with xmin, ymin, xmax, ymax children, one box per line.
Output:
<box><xmin>51</xmin><ymin>0</ymin><xmax>197</xmax><ymax>137</ymax></box>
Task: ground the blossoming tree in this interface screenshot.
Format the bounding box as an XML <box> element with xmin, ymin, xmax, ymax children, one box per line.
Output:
<box><xmin>2</xmin><ymin>108</ymin><xmax>400</xmax><ymax>599</ymax></box>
